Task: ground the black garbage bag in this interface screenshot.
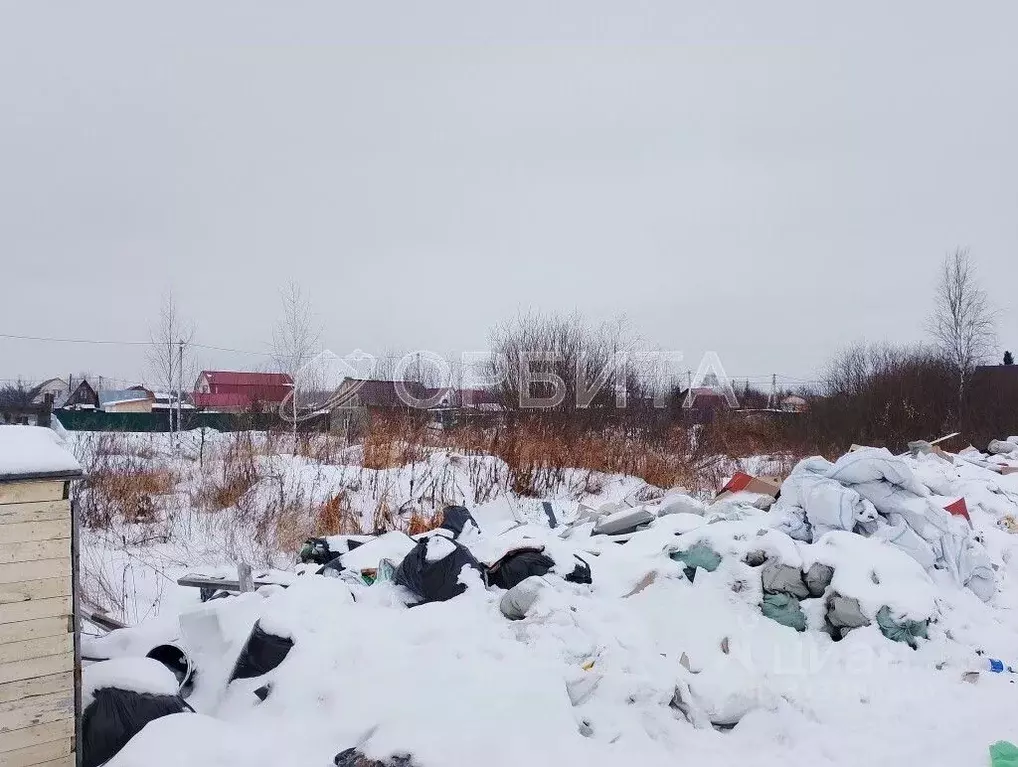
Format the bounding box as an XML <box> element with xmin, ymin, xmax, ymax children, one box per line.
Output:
<box><xmin>318</xmin><ymin>552</ymin><xmax>345</xmax><ymax>577</ymax></box>
<box><xmin>564</xmin><ymin>555</ymin><xmax>592</xmax><ymax>585</ymax></box>
<box><xmin>486</xmin><ymin>549</ymin><xmax>556</xmax><ymax>589</ymax></box>
<box><xmin>439</xmin><ymin>505</ymin><xmax>479</xmax><ymax>539</ymax></box>
<box><xmin>334</xmin><ymin>748</ymin><xmax>416</xmax><ymax>766</ymax></box>
<box><xmin>229</xmin><ymin>620</ymin><xmax>294</xmax><ymax>682</ymax></box>
<box><xmin>82</xmin><ymin>687</ymin><xmax>191</xmax><ymax>767</ymax></box>
<box><xmin>394</xmin><ymin>537</ymin><xmax>483</xmax><ymax>603</ymax></box>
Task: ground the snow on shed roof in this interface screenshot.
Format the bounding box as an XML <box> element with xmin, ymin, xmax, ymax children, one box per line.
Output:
<box><xmin>99</xmin><ymin>389</ymin><xmax>152</xmax><ymax>407</ymax></box>
<box><xmin>0</xmin><ymin>425</ymin><xmax>82</xmax><ymax>480</ymax></box>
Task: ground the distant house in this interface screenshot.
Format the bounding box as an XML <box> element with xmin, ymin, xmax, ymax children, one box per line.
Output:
<box><xmin>99</xmin><ymin>389</ymin><xmax>153</xmax><ymax>413</ymax></box>
<box><xmin>128</xmin><ymin>386</ymin><xmax>194</xmax><ymax>412</ymax></box>
<box><xmin>780</xmin><ymin>394</ymin><xmax>809</xmax><ymax>413</ymax></box>
<box><xmin>58</xmin><ymin>378</ymin><xmax>99</xmax><ymax>410</ymax></box>
<box><xmin>193</xmin><ymin>370</ymin><xmax>293</xmax><ymax>412</ymax></box>
<box><xmin>29</xmin><ymin>377</ymin><xmax>70</xmax><ymax>406</ymax></box>
<box><xmin>332</xmin><ymin>379</ymin><xmax>429</xmax><ymax>411</ymax></box>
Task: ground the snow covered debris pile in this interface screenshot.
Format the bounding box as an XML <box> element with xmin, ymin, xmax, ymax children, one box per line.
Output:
<box><xmin>770</xmin><ymin>447</ymin><xmax>996</xmax><ymax>600</ymax></box>
<box><xmin>74</xmin><ymin>446</ymin><xmax>1018</xmax><ymax>767</ymax></box>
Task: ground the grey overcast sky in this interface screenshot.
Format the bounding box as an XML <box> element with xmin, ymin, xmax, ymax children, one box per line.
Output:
<box><xmin>1</xmin><ymin>1</ymin><xmax>1016</xmax><ymax>387</ymax></box>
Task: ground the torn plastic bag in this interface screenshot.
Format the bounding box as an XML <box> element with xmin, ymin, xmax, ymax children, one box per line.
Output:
<box><xmin>565</xmin><ymin>554</ymin><xmax>592</xmax><ymax>584</ymax></box>
<box><xmin>803</xmin><ymin>562</ymin><xmax>834</xmax><ymax>598</ymax></box>
<box><xmin>300</xmin><ymin>537</ymin><xmax>336</xmax><ymax>565</ymax></box>
<box><xmin>394</xmin><ymin>537</ymin><xmax>483</xmax><ymax>603</ymax></box>
<box><xmin>486</xmin><ymin>549</ymin><xmax>555</xmax><ymax>589</ymax></box>
<box><xmin>760</xmin><ymin>561</ymin><xmax>810</xmax><ymax>599</ymax></box>
<box><xmin>825</xmin><ymin>592</ymin><xmax>870</xmax><ymax>638</ymax></box>
<box><xmin>439</xmin><ymin>505</ymin><xmax>479</xmax><ymax>539</ymax></box>
<box><xmin>82</xmin><ymin>687</ymin><xmax>191</xmax><ymax>767</ymax></box>
<box><xmin>229</xmin><ymin>620</ymin><xmax>294</xmax><ymax>682</ymax></box>
<box><xmin>500</xmin><ymin>576</ymin><xmax>549</xmax><ymax>620</ymax></box>
<box><xmin>875</xmin><ymin>606</ymin><xmax>928</xmax><ymax>648</ymax></box>
<box><xmin>319</xmin><ymin>553</ymin><xmax>345</xmax><ymax>577</ymax></box>
<box><xmin>760</xmin><ymin>593</ymin><xmax>806</xmax><ymax>632</ymax></box>
<box><xmin>670</xmin><ymin>543</ymin><xmax>722</xmax><ymax>581</ymax></box>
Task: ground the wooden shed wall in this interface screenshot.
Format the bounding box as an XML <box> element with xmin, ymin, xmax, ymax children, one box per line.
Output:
<box><xmin>0</xmin><ymin>479</ymin><xmax>77</xmax><ymax>767</ymax></box>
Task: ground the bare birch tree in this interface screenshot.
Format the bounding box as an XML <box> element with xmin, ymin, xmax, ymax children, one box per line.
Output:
<box><xmin>272</xmin><ymin>281</ymin><xmax>321</xmax><ymax>452</ymax></box>
<box><xmin>927</xmin><ymin>248</ymin><xmax>996</xmax><ymax>424</ymax></box>
<box><xmin>147</xmin><ymin>292</ymin><xmax>195</xmax><ymax>430</ymax></box>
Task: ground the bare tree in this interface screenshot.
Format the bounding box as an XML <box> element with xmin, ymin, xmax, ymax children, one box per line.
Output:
<box><xmin>272</xmin><ymin>281</ymin><xmax>322</xmax><ymax>451</ymax></box>
<box><xmin>927</xmin><ymin>248</ymin><xmax>996</xmax><ymax>424</ymax></box>
<box><xmin>147</xmin><ymin>292</ymin><xmax>195</xmax><ymax>431</ymax></box>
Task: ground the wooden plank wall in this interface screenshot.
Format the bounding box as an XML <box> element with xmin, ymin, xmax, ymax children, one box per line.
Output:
<box><xmin>0</xmin><ymin>480</ymin><xmax>76</xmax><ymax>767</ymax></box>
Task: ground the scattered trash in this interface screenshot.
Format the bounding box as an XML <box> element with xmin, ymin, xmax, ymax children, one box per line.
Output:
<box><xmin>670</xmin><ymin>543</ymin><xmax>722</xmax><ymax>581</ymax></box>
<box><xmin>715</xmin><ymin>472</ymin><xmax>781</xmax><ymax>508</ymax></box>
<box><xmin>334</xmin><ymin>748</ymin><xmax>416</xmax><ymax>767</ymax></box>
<box><xmin>624</xmin><ymin>571</ymin><xmax>659</xmax><ymax>598</ymax></box>
<box><xmin>499</xmin><ymin>576</ymin><xmax>549</xmax><ymax>620</ymax></box>
<box><xmin>875</xmin><ymin>606</ymin><xmax>928</xmax><ymax>648</ymax></box>
<box><xmin>145</xmin><ymin>643</ymin><xmax>195</xmax><ymax>697</ymax></box>
<box><xmin>394</xmin><ymin>536</ymin><xmax>484</xmax><ymax>603</ymax></box>
<box><xmin>760</xmin><ymin>593</ymin><xmax>807</xmax><ymax>632</ymax></box>
<box><xmin>988</xmin><ymin>658</ymin><xmax>1015</xmax><ymax>673</ymax></box>
<box><xmin>82</xmin><ymin>658</ymin><xmax>192</xmax><ymax>767</ymax></box>
<box><xmin>592</xmin><ymin>506</ymin><xmax>656</xmax><ymax>536</ymax></box>
<box><xmin>486</xmin><ymin>548</ymin><xmax>556</xmax><ymax>589</ymax></box>
<box><xmin>761</xmin><ymin>560</ymin><xmax>810</xmax><ymax>599</ymax></box>
<box><xmin>803</xmin><ymin>562</ymin><xmax>834</xmax><ymax>597</ymax></box>
<box><xmin>542</xmin><ymin>501</ymin><xmax>559</xmax><ymax>529</ymax></box>
<box><xmin>229</xmin><ymin>620</ymin><xmax>295</xmax><ymax>682</ymax></box>
<box><xmin>825</xmin><ymin>593</ymin><xmax>870</xmax><ymax>638</ymax></box>
<box><xmin>439</xmin><ymin>505</ymin><xmax>480</xmax><ymax>539</ymax></box>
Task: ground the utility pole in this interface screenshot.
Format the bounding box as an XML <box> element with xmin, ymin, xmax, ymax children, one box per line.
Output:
<box><xmin>177</xmin><ymin>339</ymin><xmax>184</xmax><ymax>440</ymax></box>
<box><xmin>767</xmin><ymin>373</ymin><xmax>777</xmax><ymax>409</ymax></box>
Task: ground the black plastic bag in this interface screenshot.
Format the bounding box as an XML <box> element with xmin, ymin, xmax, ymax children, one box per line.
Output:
<box><xmin>229</xmin><ymin>620</ymin><xmax>294</xmax><ymax>682</ymax></box>
<box><xmin>394</xmin><ymin>538</ymin><xmax>483</xmax><ymax>603</ymax></box>
<box><xmin>82</xmin><ymin>687</ymin><xmax>191</xmax><ymax>767</ymax></box>
<box><xmin>318</xmin><ymin>552</ymin><xmax>345</xmax><ymax>577</ymax></box>
<box><xmin>564</xmin><ymin>555</ymin><xmax>592</xmax><ymax>585</ymax></box>
<box><xmin>439</xmin><ymin>505</ymin><xmax>479</xmax><ymax>539</ymax></box>
<box><xmin>487</xmin><ymin>549</ymin><xmax>556</xmax><ymax>589</ymax></box>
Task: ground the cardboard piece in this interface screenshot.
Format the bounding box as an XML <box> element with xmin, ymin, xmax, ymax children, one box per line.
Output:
<box><xmin>715</xmin><ymin>472</ymin><xmax>781</xmax><ymax>501</ymax></box>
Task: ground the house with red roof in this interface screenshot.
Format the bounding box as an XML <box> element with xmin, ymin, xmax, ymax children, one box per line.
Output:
<box><xmin>193</xmin><ymin>370</ymin><xmax>293</xmax><ymax>412</ymax></box>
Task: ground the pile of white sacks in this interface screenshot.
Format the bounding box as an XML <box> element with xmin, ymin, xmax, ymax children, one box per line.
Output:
<box><xmin>769</xmin><ymin>447</ymin><xmax>998</xmax><ymax>601</ymax></box>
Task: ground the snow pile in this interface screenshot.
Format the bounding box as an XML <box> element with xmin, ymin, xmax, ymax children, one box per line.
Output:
<box><xmin>0</xmin><ymin>424</ymin><xmax>81</xmax><ymax>477</ymax></box>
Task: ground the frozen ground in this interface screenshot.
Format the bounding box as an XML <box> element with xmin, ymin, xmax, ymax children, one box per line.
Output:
<box><xmin>61</xmin><ymin>431</ymin><xmax>1018</xmax><ymax>766</ymax></box>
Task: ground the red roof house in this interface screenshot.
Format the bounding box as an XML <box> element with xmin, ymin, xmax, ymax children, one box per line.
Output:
<box><xmin>193</xmin><ymin>371</ymin><xmax>293</xmax><ymax>412</ymax></box>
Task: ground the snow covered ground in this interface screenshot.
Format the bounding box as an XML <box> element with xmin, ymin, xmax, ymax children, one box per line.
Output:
<box><xmin>62</xmin><ymin>431</ymin><xmax>1018</xmax><ymax>766</ymax></box>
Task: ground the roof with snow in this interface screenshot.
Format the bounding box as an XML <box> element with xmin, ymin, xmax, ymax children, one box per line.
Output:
<box><xmin>0</xmin><ymin>425</ymin><xmax>82</xmax><ymax>480</ymax></box>
<box><xmin>99</xmin><ymin>389</ymin><xmax>152</xmax><ymax>407</ymax></box>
